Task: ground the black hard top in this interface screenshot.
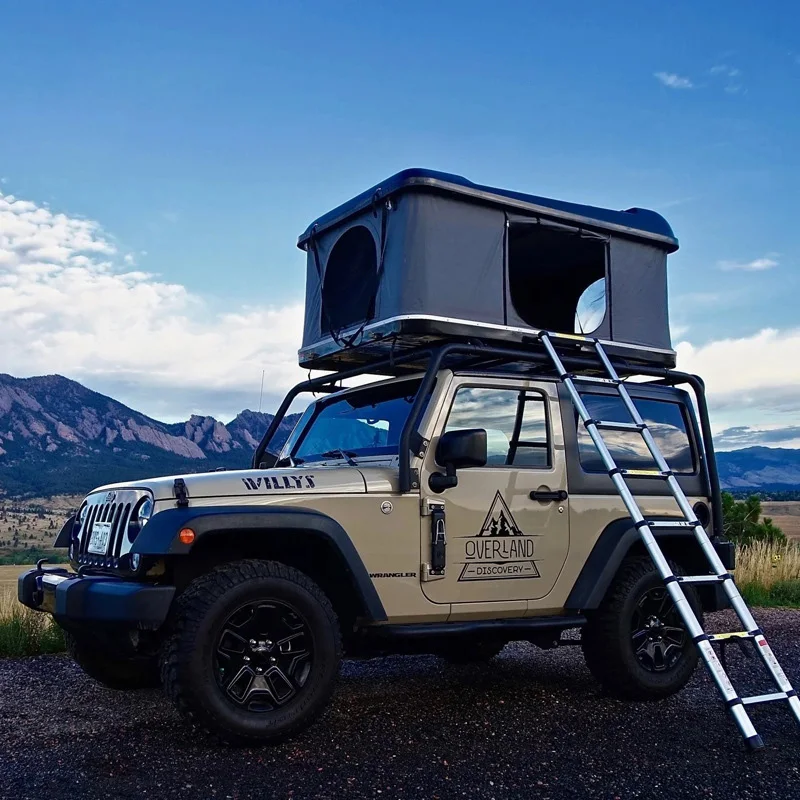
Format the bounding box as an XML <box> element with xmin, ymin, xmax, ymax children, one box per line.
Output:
<box><xmin>298</xmin><ymin>168</ymin><xmax>679</xmax><ymax>251</ymax></box>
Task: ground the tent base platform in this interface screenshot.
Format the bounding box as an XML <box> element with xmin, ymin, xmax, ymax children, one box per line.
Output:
<box><xmin>298</xmin><ymin>315</ymin><xmax>677</xmax><ymax>373</ymax></box>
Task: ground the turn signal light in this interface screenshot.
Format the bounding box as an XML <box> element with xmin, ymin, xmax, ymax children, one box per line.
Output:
<box><xmin>178</xmin><ymin>528</ymin><xmax>196</xmax><ymax>545</ymax></box>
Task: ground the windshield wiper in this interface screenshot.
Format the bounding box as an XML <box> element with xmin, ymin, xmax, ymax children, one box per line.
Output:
<box><xmin>319</xmin><ymin>449</ymin><xmax>359</xmax><ymax>466</ymax></box>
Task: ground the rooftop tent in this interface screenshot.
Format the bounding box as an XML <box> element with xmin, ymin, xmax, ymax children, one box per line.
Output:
<box><xmin>298</xmin><ymin>169</ymin><xmax>679</xmax><ymax>371</ymax></box>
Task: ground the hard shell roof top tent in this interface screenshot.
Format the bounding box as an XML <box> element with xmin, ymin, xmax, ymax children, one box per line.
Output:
<box><xmin>297</xmin><ymin>169</ymin><xmax>679</xmax><ymax>372</ymax></box>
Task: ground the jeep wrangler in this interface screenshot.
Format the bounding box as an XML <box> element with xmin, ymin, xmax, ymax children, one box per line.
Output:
<box><xmin>18</xmin><ymin>341</ymin><xmax>734</xmax><ymax>745</ymax></box>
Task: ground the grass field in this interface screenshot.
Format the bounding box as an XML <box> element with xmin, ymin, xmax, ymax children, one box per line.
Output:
<box><xmin>761</xmin><ymin>501</ymin><xmax>800</xmax><ymax>541</ymax></box>
<box><xmin>0</xmin><ymin>495</ymin><xmax>82</xmax><ymax>561</ymax></box>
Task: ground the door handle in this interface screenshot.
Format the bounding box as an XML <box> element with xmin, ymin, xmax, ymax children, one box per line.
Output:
<box><xmin>530</xmin><ymin>489</ymin><xmax>568</xmax><ymax>502</ymax></box>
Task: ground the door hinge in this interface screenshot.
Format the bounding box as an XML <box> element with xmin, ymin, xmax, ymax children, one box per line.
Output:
<box><xmin>421</xmin><ymin>500</ymin><xmax>446</xmax><ymax>581</ymax></box>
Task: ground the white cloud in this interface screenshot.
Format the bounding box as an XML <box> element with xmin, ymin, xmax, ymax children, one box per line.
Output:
<box><xmin>717</xmin><ymin>255</ymin><xmax>778</xmax><ymax>271</ymax></box>
<box><xmin>677</xmin><ymin>328</ymin><xmax>800</xmax><ymax>428</ymax></box>
<box><xmin>654</xmin><ymin>71</ymin><xmax>694</xmax><ymax>89</ymax></box>
<box><xmin>0</xmin><ymin>191</ymin><xmax>306</xmax><ymax>421</ymax></box>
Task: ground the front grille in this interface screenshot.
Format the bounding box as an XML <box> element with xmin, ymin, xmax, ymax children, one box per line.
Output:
<box><xmin>76</xmin><ymin>488</ymin><xmax>150</xmax><ymax>567</ymax></box>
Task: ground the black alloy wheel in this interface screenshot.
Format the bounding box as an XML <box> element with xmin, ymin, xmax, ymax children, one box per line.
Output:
<box><xmin>162</xmin><ymin>559</ymin><xmax>341</xmax><ymax>745</ymax></box>
<box><xmin>581</xmin><ymin>555</ymin><xmax>701</xmax><ymax>701</ymax></box>
<box><xmin>215</xmin><ymin>600</ymin><xmax>313</xmax><ymax>711</ymax></box>
<box><xmin>630</xmin><ymin>586</ymin><xmax>687</xmax><ymax>673</ymax></box>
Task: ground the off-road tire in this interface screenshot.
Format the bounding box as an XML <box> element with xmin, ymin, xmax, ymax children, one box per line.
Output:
<box><xmin>64</xmin><ymin>631</ymin><xmax>160</xmax><ymax>690</ymax></box>
<box><xmin>581</xmin><ymin>556</ymin><xmax>702</xmax><ymax>700</ymax></box>
<box><xmin>161</xmin><ymin>559</ymin><xmax>342</xmax><ymax>746</ymax></box>
<box><xmin>438</xmin><ymin>639</ymin><xmax>507</xmax><ymax>664</ymax></box>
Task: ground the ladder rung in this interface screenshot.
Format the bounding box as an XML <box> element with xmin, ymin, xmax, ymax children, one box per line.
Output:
<box><xmin>677</xmin><ymin>575</ymin><xmax>727</xmax><ymax>584</ymax></box>
<box><xmin>742</xmin><ymin>692</ymin><xmax>790</xmax><ymax>706</ymax></box>
<box><xmin>570</xmin><ymin>375</ymin><xmax>619</xmax><ymax>386</ymax></box>
<box><xmin>648</xmin><ymin>520</ymin><xmax>698</xmax><ymax>529</ymax></box>
<box><xmin>590</xmin><ymin>420</ymin><xmax>644</xmax><ymax>432</ymax></box>
<box><xmin>708</xmin><ymin>632</ymin><xmax>755</xmax><ymax>642</ymax></box>
<box><xmin>620</xmin><ymin>468</ymin><xmax>671</xmax><ymax>479</ymax></box>
<box><xmin>543</xmin><ymin>331</ymin><xmax>593</xmax><ymax>342</ymax></box>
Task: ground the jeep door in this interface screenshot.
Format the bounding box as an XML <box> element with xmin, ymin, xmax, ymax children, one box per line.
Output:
<box><xmin>419</xmin><ymin>376</ymin><xmax>569</xmax><ymax>612</ymax></box>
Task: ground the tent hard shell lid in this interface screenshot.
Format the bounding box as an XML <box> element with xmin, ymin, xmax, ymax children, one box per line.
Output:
<box><xmin>298</xmin><ymin>168</ymin><xmax>679</xmax><ymax>372</ymax></box>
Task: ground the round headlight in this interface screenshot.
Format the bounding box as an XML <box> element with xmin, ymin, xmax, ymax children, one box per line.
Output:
<box><xmin>78</xmin><ymin>503</ymin><xmax>89</xmax><ymax>525</ymax></box>
<box><xmin>137</xmin><ymin>498</ymin><xmax>154</xmax><ymax>528</ymax></box>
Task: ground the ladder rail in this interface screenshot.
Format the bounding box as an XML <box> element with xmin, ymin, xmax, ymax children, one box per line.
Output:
<box><xmin>592</xmin><ymin>338</ymin><xmax>800</xmax><ymax>726</ymax></box>
<box><xmin>540</xmin><ymin>331</ymin><xmax>800</xmax><ymax>748</ymax></box>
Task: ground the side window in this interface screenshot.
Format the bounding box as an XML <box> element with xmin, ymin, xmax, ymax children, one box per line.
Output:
<box><xmin>578</xmin><ymin>394</ymin><xmax>695</xmax><ymax>474</ymax></box>
<box><xmin>444</xmin><ymin>387</ymin><xmax>550</xmax><ymax>468</ymax></box>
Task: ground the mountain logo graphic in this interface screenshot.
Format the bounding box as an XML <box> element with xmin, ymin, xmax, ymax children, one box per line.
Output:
<box><xmin>478</xmin><ymin>492</ymin><xmax>523</xmax><ymax>537</ymax></box>
<box><xmin>459</xmin><ymin>492</ymin><xmax>541</xmax><ymax>581</ymax></box>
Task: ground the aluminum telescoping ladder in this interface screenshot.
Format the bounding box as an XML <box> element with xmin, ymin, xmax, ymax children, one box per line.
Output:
<box><xmin>539</xmin><ymin>330</ymin><xmax>800</xmax><ymax>750</ymax></box>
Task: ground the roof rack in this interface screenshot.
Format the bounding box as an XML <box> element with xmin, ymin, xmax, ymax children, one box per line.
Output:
<box><xmin>252</xmin><ymin>337</ymin><xmax>719</xmax><ymax>534</ymax></box>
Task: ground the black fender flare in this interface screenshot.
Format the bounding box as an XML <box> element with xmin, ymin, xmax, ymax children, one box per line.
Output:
<box><xmin>131</xmin><ymin>506</ymin><xmax>386</xmax><ymax>622</ymax></box>
<box><xmin>565</xmin><ymin>518</ymin><xmax>702</xmax><ymax>611</ymax></box>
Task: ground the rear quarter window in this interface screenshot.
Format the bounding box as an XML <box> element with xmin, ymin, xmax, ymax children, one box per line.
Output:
<box><xmin>577</xmin><ymin>394</ymin><xmax>696</xmax><ymax>474</ymax></box>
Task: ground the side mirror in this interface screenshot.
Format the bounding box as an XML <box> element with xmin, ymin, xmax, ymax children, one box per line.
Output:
<box><xmin>429</xmin><ymin>429</ymin><xmax>487</xmax><ymax>492</ymax></box>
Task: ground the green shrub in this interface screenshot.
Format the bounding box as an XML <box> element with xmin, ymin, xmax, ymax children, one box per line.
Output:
<box><xmin>0</xmin><ymin>607</ymin><xmax>65</xmax><ymax>658</ymax></box>
<box><xmin>738</xmin><ymin>580</ymin><xmax>800</xmax><ymax>609</ymax></box>
<box><xmin>0</xmin><ymin>548</ymin><xmax>62</xmax><ymax>566</ymax></box>
<box><xmin>766</xmin><ymin>580</ymin><xmax>800</xmax><ymax>607</ymax></box>
<box><xmin>722</xmin><ymin>492</ymin><xmax>786</xmax><ymax>546</ymax></box>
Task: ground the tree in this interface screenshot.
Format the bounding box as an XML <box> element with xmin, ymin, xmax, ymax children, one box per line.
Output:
<box><xmin>721</xmin><ymin>492</ymin><xmax>785</xmax><ymax>546</ymax></box>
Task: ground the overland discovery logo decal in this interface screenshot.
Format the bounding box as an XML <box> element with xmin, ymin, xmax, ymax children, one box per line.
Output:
<box><xmin>459</xmin><ymin>492</ymin><xmax>541</xmax><ymax>581</ymax></box>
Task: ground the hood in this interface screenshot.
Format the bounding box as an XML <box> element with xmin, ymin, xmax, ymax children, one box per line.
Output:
<box><xmin>95</xmin><ymin>465</ymin><xmax>368</xmax><ymax>502</ymax></box>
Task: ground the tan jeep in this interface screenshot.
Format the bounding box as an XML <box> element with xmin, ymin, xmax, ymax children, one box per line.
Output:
<box><xmin>18</xmin><ymin>346</ymin><xmax>732</xmax><ymax>745</ymax></box>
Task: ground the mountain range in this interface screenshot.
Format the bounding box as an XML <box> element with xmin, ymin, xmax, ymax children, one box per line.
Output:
<box><xmin>0</xmin><ymin>373</ymin><xmax>300</xmax><ymax>496</ymax></box>
<box><xmin>0</xmin><ymin>373</ymin><xmax>798</xmax><ymax>497</ymax></box>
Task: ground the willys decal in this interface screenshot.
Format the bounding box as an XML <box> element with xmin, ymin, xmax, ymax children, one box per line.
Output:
<box><xmin>242</xmin><ymin>475</ymin><xmax>316</xmax><ymax>491</ymax></box>
<box><xmin>459</xmin><ymin>492</ymin><xmax>541</xmax><ymax>581</ymax></box>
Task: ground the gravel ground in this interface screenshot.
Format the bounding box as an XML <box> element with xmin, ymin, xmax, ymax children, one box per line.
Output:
<box><xmin>1</xmin><ymin>609</ymin><xmax>798</xmax><ymax>800</ymax></box>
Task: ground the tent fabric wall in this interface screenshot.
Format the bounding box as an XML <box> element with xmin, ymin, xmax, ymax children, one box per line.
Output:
<box><xmin>298</xmin><ymin>171</ymin><xmax>677</xmax><ymax>369</ymax></box>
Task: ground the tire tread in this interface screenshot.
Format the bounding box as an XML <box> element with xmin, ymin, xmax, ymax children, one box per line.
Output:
<box><xmin>161</xmin><ymin>559</ymin><xmax>341</xmax><ymax>745</ymax></box>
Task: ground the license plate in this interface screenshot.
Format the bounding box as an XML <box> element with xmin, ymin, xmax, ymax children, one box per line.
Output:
<box><xmin>88</xmin><ymin>521</ymin><xmax>112</xmax><ymax>554</ymax></box>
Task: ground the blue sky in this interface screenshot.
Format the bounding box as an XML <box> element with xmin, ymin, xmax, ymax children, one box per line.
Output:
<box><xmin>1</xmin><ymin>2</ymin><xmax>798</xmax><ymax>446</ymax></box>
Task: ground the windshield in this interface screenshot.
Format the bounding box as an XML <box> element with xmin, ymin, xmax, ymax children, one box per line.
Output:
<box><xmin>281</xmin><ymin>379</ymin><xmax>424</xmax><ymax>464</ymax></box>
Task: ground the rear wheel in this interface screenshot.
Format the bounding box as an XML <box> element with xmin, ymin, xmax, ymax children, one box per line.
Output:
<box><xmin>581</xmin><ymin>556</ymin><xmax>701</xmax><ymax>700</ymax></box>
<box><xmin>161</xmin><ymin>559</ymin><xmax>341</xmax><ymax>745</ymax></box>
<box><xmin>64</xmin><ymin>631</ymin><xmax>160</xmax><ymax>690</ymax></box>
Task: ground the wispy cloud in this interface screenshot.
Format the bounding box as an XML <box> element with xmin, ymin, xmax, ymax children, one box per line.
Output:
<box><xmin>710</xmin><ymin>64</ymin><xmax>741</xmax><ymax>78</ymax></box>
<box><xmin>710</xmin><ymin>64</ymin><xmax>743</xmax><ymax>94</ymax></box>
<box><xmin>716</xmin><ymin>425</ymin><xmax>800</xmax><ymax>449</ymax></box>
<box><xmin>717</xmin><ymin>254</ymin><xmax>779</xmax><ymax>271</ymax></box>
<box><xmin>654</xmin><ymin>71</ymin><xmax>694</xmax><ymax>89</ymax></box>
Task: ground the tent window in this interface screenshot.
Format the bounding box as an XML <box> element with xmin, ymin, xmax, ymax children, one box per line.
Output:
<box><xmin>508</xmin><ymin>221</ymin><xmax>607</xmax><ymax>334</ymax></box>
<box><xmin>321</xmin><ymin>225</ymin><xmax>378</xmax><ymax>333</ymax></box>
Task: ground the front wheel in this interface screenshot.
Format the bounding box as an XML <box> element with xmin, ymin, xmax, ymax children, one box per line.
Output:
<box><xmin>581</xmin><ymin>556</ymin><xmax>701</xmax><ymax>700</ymax></box>
<box><xmin>161</xmin><ymin>560</ymin><xmax>342</xmax><ymax>745</ymax></box>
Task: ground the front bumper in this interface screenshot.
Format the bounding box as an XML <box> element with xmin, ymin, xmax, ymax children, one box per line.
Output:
<box><xmin>18</xmin><ymin>568</ymin><xmax>175</xmax><ymax>630</ymax></box>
